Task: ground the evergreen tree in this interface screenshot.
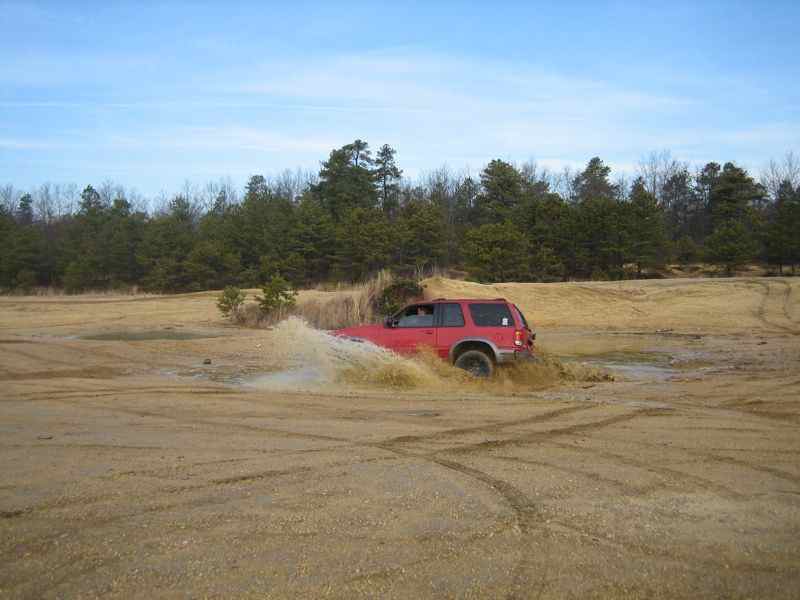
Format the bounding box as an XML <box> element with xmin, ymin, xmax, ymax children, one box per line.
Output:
<box><xmin>184</xmin><ymin>240</ymin><xmax>242</xmax><ymax>291</ymax></box>
<box><xmin>462</xmin><ymin>223</ymin><xmax>530</xmax><ymax>283</ymax></box>
<box><xmin>314</xmin><ymin>141</ymin><xmax>378</xmax><ymax>220</ymax></box>
<box><xmin>764</xmin><ymin>182</ymin><xmax>800</xmax><ymax>273</ymax></box>
<box><xmin>293</xmin><ymin>194</ymin><xmax>336</xmax><ymax>283</ymax></box>
<box><xmin>577</xmin><ymin>196</ymin><xmax>627</xmax><ymax>279</ymax></box>
<box><xmin>710</xmin><ymin>162</ymin><xmax>765</xmax><ymax>228</ymax></box>
<box><xmin>702</xmin><ymin>163</ymin><xmax>763</xmax><ymax>275</ymax></box>
<box><xmin>333</xmin><ymin>207</ymin><xmax>393</xmax><ymax>281</ymax></box>
<box><xmin>395</xmin><ymin>199</ymin><xmax>446</xmax><ymax>274</ymax></box>
<box><xmin>374</xmin><ymin>144</ymin><xmax>402</xmax><ymax>217</ymax></box>
<box><xmin>706</xmin><ymin>220</ymin><xmax>757</xmax><ymax>276</ymax></box>
<box><xmin>0</xmin><ymin>206</ymin><xmax>15</xmax><ymax>287</ymax></box>
<box><xmin>16</xmin><ymin>193</ymin><xmax>34</xmax><ymax>226</ymax></box>
<box><xmin>5</xmin><ymin>193</ymin><xmax>46</xmax><ymax>288</ymax></box>
<box><xmin>661</xmin><ymin>169</ymin><xmax>696</xmax><ymax>240</ymax></box>
<box><xmin>137</xmin><ymin>196</ymin><xmax>197</xmax><ymax>291</ymax></box>
<box><xmin>625</xmin><ymin>178</ymin><xmax>668</xmax><ymax>276</ymax></box>
<box><xmin>572</xmin><ymin>157</ymin><xmax>618</xmax><ymax>203</ymax></box>
<box><xmin>694</xmin><ymin>162</ymin><xmax>721</xmax><ymax>238</ymax></box>
<box><xmin>474</xmin><ymin>160</ymin><xmax>525</xmax><ymax>224</ymax></box>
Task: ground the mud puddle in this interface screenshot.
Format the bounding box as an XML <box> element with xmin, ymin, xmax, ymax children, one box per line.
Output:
<box><xmin>564</xmin><ymin>351</ymin><xmax>676</xmax><ymax>381</ymax></box>
<box><xmin>242</xmin><ymin>366</ymin><xmax>328</xmax><ymax>390</ymax></box>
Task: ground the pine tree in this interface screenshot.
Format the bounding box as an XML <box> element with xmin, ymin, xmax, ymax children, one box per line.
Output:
<box><xmin>706</xmin><ymin>220</ymin><xmax>757</xmax><ymax>276</ymax></box>
<box><xmin>462</xmin><ymin>223</ymin><xmax>530</xmax><ymax>283</ymax></box>
<box><xmin>314</xmin><ymin>140</ymin><xmax>378</xmax><ymax>221</ymax></box>
<box><xmin>333</xmin><ymin>207</ymin><xmax>393</xmax><ymax>281</ymax></box>
<box><xmin>764</xmin><ymin>182</ymin><xmax>800</xmax><ymax>273</ymax></box>
<box><xmin>474</xmin><ymin>160</ymin><xmax>525</xmax><ymax>224</ymax></box>
<box><xmin>374</xmin><ymin>144</ymin><xmax>402</xmax><ymax>217</ymax></box>
<box><xmin>625</xmin><ymin>178</ymin><xmax>668</xmax><ymax>276</ymax></box>
<box><xmin>395</xmin><ymin>199</ymin><xmax>446</xmax><ymax>275</ymax></box>
<box><xmin>572</xmin><ymin>157</ymin><xmax>618</xmax><ymax>203</ymax></box>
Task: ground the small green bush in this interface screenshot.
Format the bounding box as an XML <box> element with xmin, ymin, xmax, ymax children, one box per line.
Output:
<box><xmin>217</xmin><ymin>286</ymin><xmax>246</xmax><ymax>319</ymax></box>
<box><xmin>257</xmin><ymin>275</ymin><xmax>297</xmax><ymax>318</ymax></box>
<box><xmin>375</xmin><ymin>278</ymin><xmax>423</xmax><ymax>316</ymax></box>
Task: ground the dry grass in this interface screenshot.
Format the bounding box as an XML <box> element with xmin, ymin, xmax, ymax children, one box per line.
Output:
<box><xmin>225</xmin><ymin>271</ymin><xmax>399</xmax><ymax>330</ymax></box>
<box><xmin>294</xmin><ymin>270</ymin><xmax>396</xmax><ymax>329</ymax></box>
<box><xmin>1</xmin><ymin>285</ymin><xmax>151</xmax><ymax>297</ymax></box>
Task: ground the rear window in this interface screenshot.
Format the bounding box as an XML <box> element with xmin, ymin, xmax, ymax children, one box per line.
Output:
<box><xmin>468</xmin><ymin>303</ymin><xmax>514</xmax><ymax>327</ymax></box>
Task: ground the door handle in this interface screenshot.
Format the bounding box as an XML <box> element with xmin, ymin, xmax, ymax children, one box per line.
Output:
<box><xmin>423</xmin><ymin>330</ymin><xmax>434</xmax><ymax>334</ymax></box>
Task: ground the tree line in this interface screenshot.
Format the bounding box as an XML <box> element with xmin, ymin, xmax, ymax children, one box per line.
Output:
<box><xmin>1</xmin><ymin>142</ymin><xmax>799</xmax><ymax>293</ymax></box>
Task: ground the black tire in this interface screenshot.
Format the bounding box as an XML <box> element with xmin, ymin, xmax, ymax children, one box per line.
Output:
<box><xmin>454</xmin><ymin>350</ymin><xmax>494</xmax><ymax>378</ymax></box>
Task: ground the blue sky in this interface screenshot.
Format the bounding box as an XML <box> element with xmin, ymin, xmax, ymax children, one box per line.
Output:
<box><xmin>1</xmin><ymin>0</ymin><xmax>798</xmax><ymax>196</ymax></box>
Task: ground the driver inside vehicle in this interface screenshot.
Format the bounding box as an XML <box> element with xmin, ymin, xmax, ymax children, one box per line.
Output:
<box><xmin>396</xmin><ymin>304</ymin><xmax>435</xmax><ymax>327</ymax></box>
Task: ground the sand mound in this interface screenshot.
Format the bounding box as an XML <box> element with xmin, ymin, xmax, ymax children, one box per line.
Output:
<box><xmin>421</xmin><ymin>276</ymin><xmax>800</xmax><ymax>333</ymax></box>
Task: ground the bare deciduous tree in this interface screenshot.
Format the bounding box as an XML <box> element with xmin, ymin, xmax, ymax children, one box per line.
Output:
<box><xmin>0</xmin><ymin>184</ymin><xmax>21</xmax><ymax>213</ymax></box>
<box><xmin>269</xmin><ymin>168</ymin><xmax>316</xmax><ymax>203</ymax></box>
<box><xmin>760</xmin><ymin>151</ymin><xmax>800</xmax><ymax>200</ymax></box>
<box><xmin>551</xmin><ymin>166</ymin><xmax>578</xmax><ymax>202</ymax></box>
<box><xmin>637</xmin><ymin>150</ymin><xmax>685</xmax><ymax>206</ymax></box>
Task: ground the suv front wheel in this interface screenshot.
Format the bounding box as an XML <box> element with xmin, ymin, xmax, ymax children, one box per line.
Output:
<box><xmin>454</xmin><ymin>350</ymin><xmax>494</xmax><ymax>378</ymax></box>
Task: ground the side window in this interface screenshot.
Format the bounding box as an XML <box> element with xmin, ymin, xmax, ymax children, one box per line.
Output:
<box><xmin>438</xmin><ymin>303</ymin><xmax>465</xmax><ymax>327</ymax></box>
<box><xmin>468</xmin><ymin>303</ymin><xmax>514</xmax><ymax>327</ymax></box>
<box><xmin>396</xmin><ymin>304</ymin><xmax>435</xmax><ymax>328</ymax></box>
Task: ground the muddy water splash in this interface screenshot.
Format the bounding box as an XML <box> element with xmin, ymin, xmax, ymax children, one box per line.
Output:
<box><xmin>245</xmin><ymin>317</ymin><xmax>437</xmax><ymax>390</ymax></box>
<box><xmin>245</xmin><ymin>317</ymin><xmax>602</xmax><ymax>392</ymax></box>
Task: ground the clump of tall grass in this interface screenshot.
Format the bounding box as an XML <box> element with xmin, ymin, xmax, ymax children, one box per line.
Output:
<box><xmin>296</xmin><ymin>269</ymin><xmax>398</xmax><ymax>329</ymax></box>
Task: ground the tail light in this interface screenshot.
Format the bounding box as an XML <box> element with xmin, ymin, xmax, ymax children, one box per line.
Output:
<box><xmin>514</xmin><ymin>330</ymin><xmax>524</xmax><ymax>347</ymax></box>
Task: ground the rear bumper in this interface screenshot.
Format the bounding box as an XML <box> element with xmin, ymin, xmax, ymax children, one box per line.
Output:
<box><xmin>496</xmin><ymin>348</ymin><xmax>536</xmax><ymax>365</ymax></box>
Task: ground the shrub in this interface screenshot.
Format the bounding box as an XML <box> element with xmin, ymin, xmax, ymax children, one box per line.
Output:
<box><xmin>257</xmin><ymin>275</ymin><xmax>297</xmax><ymax>319</ymax></box>
<box><xmin>217</xmin><ymin>286</ymin><xmax>246</xmax><ymax>319</ymax></box>
<box><xmin>375</xmin><ymin>278</ymin><xmax>423</xmax><ymax>316</ymax></box>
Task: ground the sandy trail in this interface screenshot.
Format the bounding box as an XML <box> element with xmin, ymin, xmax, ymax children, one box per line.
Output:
<box><xmin>0</xmin><ymin>277</ymin><xmax>799</xmax><ymax>598</ymax></box>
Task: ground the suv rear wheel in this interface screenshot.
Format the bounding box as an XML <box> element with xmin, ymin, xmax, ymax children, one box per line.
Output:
<box><xmin>454</xmin><ymin>350</ymin><xmax>494</xmax><ymax>378</ymax></box>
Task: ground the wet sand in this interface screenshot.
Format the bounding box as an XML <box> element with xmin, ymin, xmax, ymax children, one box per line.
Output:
<box><xmin>1</xmin><ymin>278</ymin><xmax>799</xmax><ymax>598</ymax></box>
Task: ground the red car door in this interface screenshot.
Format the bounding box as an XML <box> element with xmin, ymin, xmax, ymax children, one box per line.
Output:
<box><xmin>390</xmin><ymin>303</ymin><xmax>436</xmax><ymax>355</ymax></box>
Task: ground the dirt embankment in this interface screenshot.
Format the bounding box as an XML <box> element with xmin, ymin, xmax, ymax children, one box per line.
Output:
<box><xmin>422</xmin><ymin>276</ymin><xmax>800</xmax><ymax>333</ymax></box>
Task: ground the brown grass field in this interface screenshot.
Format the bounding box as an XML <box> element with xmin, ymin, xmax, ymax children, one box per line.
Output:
<box><xmin>1</xmin><ymin>277</ymin><xmax>799</xmax><ymax>598</ymax></box>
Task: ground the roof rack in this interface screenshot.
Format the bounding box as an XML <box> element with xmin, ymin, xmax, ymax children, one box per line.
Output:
<box><xmin>429</xmin><ymin>297</ymin><xmax>507</xmax><ymax>302</ymax></box>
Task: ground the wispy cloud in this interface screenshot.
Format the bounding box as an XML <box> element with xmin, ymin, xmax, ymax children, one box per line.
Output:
<box><xmin>0</xmin><ymin>138</ymin><xmax>60</xmax><ymax>150</ymax></box>
<box><xmin>107</xmin><ymin>126</ymin><xmax>336</xmax><ymax>154</ymax></box>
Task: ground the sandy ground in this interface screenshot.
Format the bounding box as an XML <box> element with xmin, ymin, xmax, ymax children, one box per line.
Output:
<box><xmin>0</xmin><ymin>277</ymin><xmax>799</xmax><ymax>599</ymax></box>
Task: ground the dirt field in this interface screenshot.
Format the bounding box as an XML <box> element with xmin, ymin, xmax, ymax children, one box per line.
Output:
<box><xmin>1</xmin><ymin>277</ymin><xmax>799</xmax><ymax>599</ymax></box>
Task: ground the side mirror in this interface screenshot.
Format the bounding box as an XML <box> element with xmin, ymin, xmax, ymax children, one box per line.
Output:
<box><xmin>384</xmin><ymin>317</ymin><xmax>395</xmax><ymax>328</ymax></box>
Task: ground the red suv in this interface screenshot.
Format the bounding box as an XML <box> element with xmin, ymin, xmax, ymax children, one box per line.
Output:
<box><xmin>335</xmin><ymin>298</ymin><xmax>535</xmax><ymax>377</ymax></box>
